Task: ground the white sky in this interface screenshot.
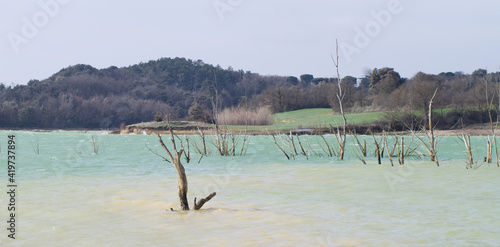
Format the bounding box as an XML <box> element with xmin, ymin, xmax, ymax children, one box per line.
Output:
<box><xmin>1</xmin><ymin>0</ymin><xmax>500</xmax><ymax>85</ymax></box>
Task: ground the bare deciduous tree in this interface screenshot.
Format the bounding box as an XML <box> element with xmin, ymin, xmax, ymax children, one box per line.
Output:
<box><xmin>332</xmin><ymin>39</ymin><xmax>347</xmax><ymax>160</ymax></box>
<box><xmin>385</xmin><ymin>134</ymin><xmax>399</xmax><ymax>167</ymax></box>
<box><xmin>484</xmin><ymin>77</ymin><xmax>499</xmax><ymax>166</ymax></box>
<box><xmin>460</xmin><ymin>133</ymin><xmax>474</xmax><ymax>169</ymax></box>
<box><xmin>372</xmin><ymin>134</ymin><xmax>383</xmax><ymax>165</ymax></box>
<box><xmin>270</xmin><ymin>133</ymin><xmax>293</xmax><ymax>160</ymax></box>
<box><xmin>158</xmin><ymin>130</ymin><xmax>216</xmax><ymax>211</ymax></box>
<box><xmin>415</xmin><ymin>87</ymin><xmax>440</xmax><ymax>167</ymax></box>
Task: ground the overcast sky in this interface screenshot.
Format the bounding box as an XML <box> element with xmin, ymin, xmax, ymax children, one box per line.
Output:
<box><xmin>1</xmin><ymin>0</ymin><xmax>499</xmax><ymax>85</ymax></box>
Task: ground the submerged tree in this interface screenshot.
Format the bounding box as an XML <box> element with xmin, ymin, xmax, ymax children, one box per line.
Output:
<box><xmin>332</xmin><ymin>39</ymin><xmax>347</xmax><ymax>160</ymax></box>
<box><xmin>157</xmin><ymin>130</ymin><xmax>216</xmax><ymax>210</ymax></box>
<box><xmin>483</xmin><ymin>75</ymin><xmax>499</xmax><ymax>166</ymax></box>
<box><xmin>415</xmin><ymin>87</ymin><xmax>440</xmax><ymax>167</ymax></box>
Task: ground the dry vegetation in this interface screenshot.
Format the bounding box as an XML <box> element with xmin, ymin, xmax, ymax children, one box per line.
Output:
<box><xmin>217</xmin><ymin>106</ymin><xmax>273</xmax><ymax>126</ymax></box>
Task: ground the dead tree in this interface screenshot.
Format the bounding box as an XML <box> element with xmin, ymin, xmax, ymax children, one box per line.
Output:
<box><xmin>239</xmin><ymin>132</ymin><xmax>250</xmax><ymax>156</ymax></box>
<box><xmin>215</xmin><ymin>126</ymin><xmax>250</xmax><ymax>157</ymax></box>
<box><xmin>460</xmin><ymin>133</ymin><xmax>474</xmax><ymax>169</ymax></box>
<box><xmin>91</xmin><ymin>136</ymin><xmax>99</xmax><ymax>154</ymax></box>
<box><xmin>484</xmin><ymin>77</ymin><xmax>498</xmax><ymax>166</ymax></box>
<box><xmin>270</xmin><ymin>131</ymin><xmax>312</xmax><ymax>160</ymax></box>
<box><xmin>270</xmin><ymin>133</ymin><xmax>292</xmax><ymax>160</ymax></box>
<box><xmin>196</xmin><ymin>126</ymin><xmax>208</xmax><ymax>155</ymax></box>
<box><xmin>194</xmin><ymin>192</ymin><xmax>217</xmax><ymax>210</ymax></box>
<box><xmin>351</xmin><ymin>132</ymin><xmax>367</xmax><ymax>165</ymax></box>
<box><xmin>385</xmin><ymin>134</ymin><xmax>399</xmax><ymax>167</ymax></box>
<box><xmin>416</xmin><ymin>87</ymin><xmax>440</xmax><ymax>167</ymax></box>
<box><xmin>398</xmin><ymin>137</ymin><xmax>405</xmax><ymax>165</ymax></box>
<box><xmin>238</xmin><ymin>127</ymin><xmax>250</xmax><ymax>156</ymax></box>
<box><xmin>158</xmin><ymin>130</ymin><xmax>216</xmax><ymax>211</ymax></box>
<box><xmin>210</xmin><ymin>68</ymin><xmax>230</xmax><ymax>157</ymax></box>
<box><xmin>332</xmin><ymin>39</ymin><xmax>347</xmax><ymax>160</ymax></box>
<box><xmin>269</xmin><ymin>131</ymin><xmax>310</xmax><ymax>160</ymax></box>
<box><xmin>289</xmin><ymin>131</ymin><xmax>298</xmax><ymax>156</ymax></box>
<box><xmin>295</xmin><ymin>133</ymin><xmax>309</xmax><ymax>160</ymax></box>
<box><xmin>319</xmin><ymin>134</ymin><xmax>336</xmax><ymax>158</ymax></box>
<box><xmin>353</xmin><ymin>140</ymin><xmax>367</xmax><ymax>165</ymax></box>
<box><xmin>486</xmin><ymin>136</ymin><xmax>493</xmax><ymax>163</ymax></box>
<box><xmin>353</xmin><ymin>133</ymin><xmax>367</xmax><ymax>157</ymax></box>
<box><xmin>213</xmin><ymin>126</ymin><xmax>228</xmax><ymax>156</ymax></box>
<box><xmin>32</xmin><ymin>137</ymin><xmax>40</xmax><ymax>154</ymax></box>
<box><xmin>372</xmin><ymin>134</ymin><xmax>383</xmax><ymax>165</ymax></box>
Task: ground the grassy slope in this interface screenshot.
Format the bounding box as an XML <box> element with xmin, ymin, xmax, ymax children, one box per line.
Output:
<box><xmin>126</xmin><ymin>108</ymin><xmax>384</xmax><ymax>132</ymax></box>
<box><xmin>224</xmin><ymin>108</ymin><xmax>383</xmax><ymax>131</ymax></box>
<box><xmin>271</xmin><ymin>108</ymin><xmax>382</xmax><ymax>129</ymax></box>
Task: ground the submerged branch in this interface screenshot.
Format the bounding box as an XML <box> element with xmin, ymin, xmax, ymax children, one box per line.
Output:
<box><xmin>194</xmin><ymin>192</ymin><xmax>217</xmax><ymax>210</ymax></box>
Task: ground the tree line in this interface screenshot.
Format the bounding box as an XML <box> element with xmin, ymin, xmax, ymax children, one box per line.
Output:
<box><xmin>0</xmin><ymin>57</ymin><xmax>498</xmax><ymax>129</ymax></box>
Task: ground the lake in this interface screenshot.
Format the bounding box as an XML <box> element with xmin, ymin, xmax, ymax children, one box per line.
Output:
<box><xmin>1</xmin><ymin>131</ymin><xmax>499</xmax><ymax>246</ymax></box>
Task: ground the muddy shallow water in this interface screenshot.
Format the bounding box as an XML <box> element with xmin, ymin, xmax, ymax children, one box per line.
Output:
<box><xmin>1</xmin><ymin>131</ymin><xmax>499</xmax><ymax>246</ymax></box>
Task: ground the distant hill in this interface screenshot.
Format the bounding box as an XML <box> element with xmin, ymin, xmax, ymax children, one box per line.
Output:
<box><xmin>0</xmin><ymin>57</ymin><xmax>285</xmax><ymax>129</ymax></box>
<box><xmin>1</xmin><ymin>57</ymin><xmax>499</xmax><ymax>130</ymax></box>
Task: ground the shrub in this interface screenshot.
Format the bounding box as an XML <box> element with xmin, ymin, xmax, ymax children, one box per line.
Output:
<box><xmin>154</xmin><ymin>112</ymin><xmax>163</xmax><ymax>122</ymax></box>
<box><xmin>437</xmin><ymin>108</ymin><xmax>498</xmax><ymax>128</ymax></box>
<box><xmin>188</xmin><ymin>103</ymin><xmax>213</xmax><ymax>123</ymax></box>
<box><xmin>217</xmin><ymin>107</ymin><xmax>273</xmax><ymax>126</ymax></box>
<box><xmin>377</xmin><ymin>111</ymin><xmax>423</xmax><ymax>131</ymax></box>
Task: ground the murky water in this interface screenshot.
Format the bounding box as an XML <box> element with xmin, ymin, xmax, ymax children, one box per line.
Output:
<box><xmin>0</xmin><ymin>131</ymin><xmax>499</xmax><ymax>246</ymax></box>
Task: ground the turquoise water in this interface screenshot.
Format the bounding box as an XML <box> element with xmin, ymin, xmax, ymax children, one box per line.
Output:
<box><xmin>0</xmin><ymin>131</ymin><xmax>499</xmax><ymax>246</ymax></box>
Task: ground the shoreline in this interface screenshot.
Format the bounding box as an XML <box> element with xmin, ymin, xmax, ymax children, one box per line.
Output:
<box><xmin>111</xmin><ymin>122</ymin><xmax>496</xmax><ymax>137</ymax></box>
<box><xmin>0</xmin><ymin>123</ymin><xmax>495</xmax><ymax>137</ymax></box>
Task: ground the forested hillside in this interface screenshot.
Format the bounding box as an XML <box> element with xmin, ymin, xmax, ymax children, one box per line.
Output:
<box><xmin>0</xmin><ymin>57</ymin><xmax>499</xmax><ymax>129</ymax></box>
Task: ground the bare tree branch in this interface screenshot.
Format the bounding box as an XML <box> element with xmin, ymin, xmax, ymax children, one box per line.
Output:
<box><xmin>194</xmin><ymin>192</ymin><xmax>217</xmax><ymax>210</ymax></box>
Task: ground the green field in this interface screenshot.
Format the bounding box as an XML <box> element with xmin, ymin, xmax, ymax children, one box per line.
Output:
<box><xmin>271</xmin><ymin>108</ymin><xmax>382</xmax><ymax>129</ymax></box>
<box><xmin>222</xmin><ymin>108</ymin><xmax>383</xmax><ymax>131</ymax></box>
<box><xmin>127</xmin><ymin>108</ymin><xmax>384</xmax><ymax>132</ymax></box>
